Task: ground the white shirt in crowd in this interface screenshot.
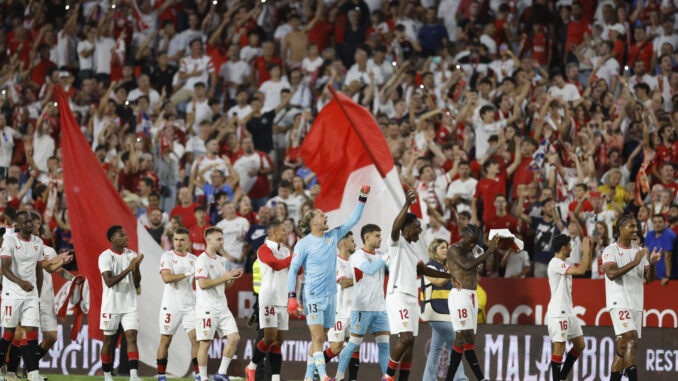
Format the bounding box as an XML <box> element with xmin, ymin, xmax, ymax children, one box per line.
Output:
<box><xmin>548</xmin><ymin>83</ymin><xmax>581</xmax><ymax>102</ymax></box>
<box><xmin>127</xmin><ymin>88</ymin><xmax>161</xmax><ymax>109</ymax></box>
<box><xmin>33</xmin><ymin>132</ymin><xmax>55</xmax><ymax>173</ymax></box>
<box><xmin>0</xmin><ymin>127</ymin><xmax>16</xmax><ymax>168</ymax></box>
<box><xmin>503</xmin><ymin>250</ymin><xmax>531</xmax><ymax>278</ymax></box>
<box><xmin>186</xmin><ymin>98</ymin><xmax>212</xmax><ymax>133</ymax></box>
<box><xmin>226</xmin><ymin>104</ymin><xmax>253</xmax><ymax>121</ymax></box>
<box><xmin>259</xmin><ymin>78</ymin><xmax>291</xmax><ymax>113</ymax></box>
<box><xmin>77</xmin><ymin>39</ymin><xmax>94</xmax><ymax>71</ymax></box>
<box><xmin>179</xmin><ymin>55</ymin><xmax>215</xmax><ymax>92</ymax></box>
<box><xmin>94</xmin><ymin>37</ymin><xmax>116</xmax><ymax>74</ymax></box>
<box><xmin>216</xmin><ymin>216</ymin><xmax>250</xmax><ymax>261</ymax></box>
<box><xmin>446</xmin><ymin>177</ymin><xmax>478</xmax><ymax>213</ymax></box>
<box><xmin>219</xmin><ymin>60</ymin><xmax>251</xmax><ymax>99</ymax></box>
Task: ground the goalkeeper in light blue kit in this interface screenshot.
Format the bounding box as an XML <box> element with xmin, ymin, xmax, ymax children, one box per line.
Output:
<box><xmin>287</xmin><ymin>186</ymin><xmax>370</xmax><ymax>381</ymax></box>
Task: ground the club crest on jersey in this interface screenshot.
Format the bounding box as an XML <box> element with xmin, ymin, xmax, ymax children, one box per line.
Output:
<box><xmin>189</xmin><ymin>261</ymin><xmax>194</xmax><ymax>266</ymax></box>
<box><xmin>561</xmin><ymin>333</ymin><xmax>566</xmax><ymax>338</ymax></box>
<box><xmin>33</xmin><ymin>245</ymin><xmax>38</xmax><ymax>251</ymax></box>
<box><xmin>326</xmin><ymin>238</ymin><xmax>332</xmax><ymax>244</ymax></box>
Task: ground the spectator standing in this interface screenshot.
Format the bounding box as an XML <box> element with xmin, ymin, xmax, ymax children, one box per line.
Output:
<box><xmin>517</xmin><ymin>195</ymin><xmax>566</xmax><ymax>277</ymax></box>
<box><xmin>216</xmin><ymin>201</ymin><xmax>251</xmax><ymax>268</ymax></box>
<box><xmin>645</xmin><ymin>214</ymin><xmax>677</xmax><ymax>286</ymax></box>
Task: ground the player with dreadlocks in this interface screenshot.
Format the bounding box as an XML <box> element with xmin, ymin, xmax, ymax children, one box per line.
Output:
<box><xmin>602</xmin><ymin>214</ymin><xmax>662</xmax><ymax>381</ymax></box>
<box><xmin>444</xmin><ymin>223</ymin><xmax>498</xmax><ymax>381</ymax></box>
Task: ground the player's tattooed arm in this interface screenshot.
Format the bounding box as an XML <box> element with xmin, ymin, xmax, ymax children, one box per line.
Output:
<box><xmin>132</xmin><ymin>254</ymin><xmax>144</xmax><ymax>288</ymax></box>
<box><xmin>604</xmin><ymin>247</ymin><xmax>652</xmax><ymax>281</ymax></box>
<box><xmin>1</xmin><ymin>257</ymin><xmax>34</xmax><ymax>292</ymax></box>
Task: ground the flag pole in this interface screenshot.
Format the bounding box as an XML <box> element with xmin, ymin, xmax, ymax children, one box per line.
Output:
<box><xmin>327</xmin><ymin>86</ymin><xmax>404</xmax><ymax>205</ymax></box>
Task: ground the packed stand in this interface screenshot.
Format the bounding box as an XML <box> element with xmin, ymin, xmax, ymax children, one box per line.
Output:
<box><xmin>0</xmin><ymin>0</ymin><xmax>677</xmax><ymax>280</ymax></box>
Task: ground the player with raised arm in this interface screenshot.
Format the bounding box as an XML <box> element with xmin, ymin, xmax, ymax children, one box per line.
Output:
<box><xmin>324</xmin><ymin>232</ymin><xmax>357</xmax><ymax>378</ymax></box>
<box><xmin>156</xmin><ymin>227</ymin><xmax>200</xmax><ymax>381</ymax></box>
<box><xmin>246</xmin><ymin>220</ymin><xmax>293</xmax><ymax>381</ymax></box>
<box><xmin>546</xmin><ymin>234</ymin><xmax>592</xmax><ymax>381</ymax></box>
<box><xmin>603</xmin><ymin>215</ymin><xmax>662</xmax><ymax>381</ymax></box>
<box><xmin>98</xmin><ymin>225</ymin><xmax>143</xmax><ymax>381</ymax></box>
<box><xmin>195</xmin><ymin>226</ymin><xmax>244</xmax><ymax>381</ymax></box>
<box><xmin>445</xmin><ymin>224</ymin><xmax>497</xmax><ymax>381</ymax></box>
<box><xmin>384</xmin><ymin>190</ymin><xmax>462</xmax><ymax>381</ymax></box>
<box><xmin>287</xmin><ymin>186</ymin><xmax>370</xmax><ymax>381</ymax></box>
<box><xmin>335</xmin><ymin>224</ymin><xmax>391</xmax><ymax>381</ymax></box>
<box><xmin>0</xmin><ymin>211</ymin><xmax>45</xmax><ymax>381</ymax></box>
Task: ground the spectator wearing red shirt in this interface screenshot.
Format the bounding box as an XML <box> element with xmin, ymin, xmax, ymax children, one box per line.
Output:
<box><xmin>507</xmin><ymin>137</ymin><xmax>538</xmax><ymax>199</ymax></box>
<box><xmin>30</xmin><ymin>45</ymin><xmax>56</xmax><ymax>88</ymax></box>
<box><xmin>308</xmin><ymin>7</ymin><xmax>335</xmax><ymax>54</ymax></box>
<box><xmin>253</xmin><ymin>41</ymin><xmax>282</xmax><ymax>87</ymax></box>
<box><xmin>170</xmin><ymin>186</ymin><xmax>199</xmax><ymax>228</ymax></box>
<box><xmin>566</xmin><ymin>2</ymin><xmax>590</xmax><ymax>55</ymax></box>
<box><xmin>472</xmin><ymin>159</ymin><xmax>507</xmax><ymax>226</ymax></box>
<box><xmin>627</xmin><ymin>26</ymin><xmax>653</xmax><ymax>72</ymax></box>
<box><xmin>483</xmin><ymin>193</ymin><xmax>518</xmax><ymax>240</ymax></box>
<box><xmin>189</xmin><ymin>206</ymin><xmax>211</xmax><ymax>255</ymax></box>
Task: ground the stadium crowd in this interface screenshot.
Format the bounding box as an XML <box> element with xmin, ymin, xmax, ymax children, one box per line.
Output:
<box><xmin>0</xmin><ymin>0</ymin><xmax>678</xmax><ymax>282</ymax></box>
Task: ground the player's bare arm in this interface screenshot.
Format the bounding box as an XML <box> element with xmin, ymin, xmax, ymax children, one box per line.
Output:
<box><xmin>567</xmin><ymin>237</ymin><xmax>593</xmax><ymax>276</ymax></box>
<box><xmin>101</xmin><ymin>254</ymin><xmax>140</xmax><ymax>288</ymax></box>
<box><xmin>133</xmin><ymin>253</ymin><xmax>144</xmax><ymax>289</ymax></box>
<box><xmin>1</xmin><ymin>257</ymin><xmax>33</xmax><ymax>292</ymax></box>
<box><xmin>338</xmin><ymin>278</ymin><xmax>353</xmax><ymax>288</ymax></box>
<box><xmin>160</xmin><ymin>270</ymin><xmax>190</xmax><ymax>283</ymax></box>
<box><xmin>604</xmin><ymin>248</ymin><xmax>650</xmax><ymax>281</ymax></box>
<box><xmin>644</xmin><ymin>248</ymin><xmax>662</xmax><ymax>282</ymax></box>
<box><xmin>198</xmin><ymin>268</ymin><xmax>243</xmax><ymax>290</ymax></box>
<box><xmin>42</xmin><ymin>251</ymin><xmax>73</xmax><ymax>273</ymax></box>
<box><xmin>35</xmin><ymin>260</ymin><xmax>43</xmax><ymax>297</ymax></box>
<box><xmin>391</xmin><ymin>190</ymin><xmax>416</xmax><ymax>242</ymax></box>
<box><xmin>448</xmin><ymin>236</ymin><xmax>499</xmax><ymax>271</ymax></box>
<box><xmin>415</xmin><ymin>262</ymin><xmax>462</xmax><ymax>290</ymax></box>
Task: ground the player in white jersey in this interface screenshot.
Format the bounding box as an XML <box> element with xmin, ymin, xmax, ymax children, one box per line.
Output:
<box><xmin>98</xmin><ymin>225</ymin><xmax>143</xmax><ymax>381</ymax></box>
<box><xmin>195</xmin><ymin>227</ymin><xmax>243</xmax><ymax>381</ymax></box>
<box><xmin>445</xmin><ymin>224</ymin><xmax>496</xmax><ymax>381</ymax></box>
<box><xmin>0</xmin><ymin>211</ymin><xmax>45</xmax><ymax>381</ymax></box>
<box><xmin>546</xmin><ymin>234</ymin><xmax>592</xmax><ymax>381</ymax></box>
<box><xmin>156</xmin><ymin>227</ymin><xmax>200</xmax><ymax>381</ymax></box>
<box><xmin>602</xmin><ymin>215</ymin><xmax>662</xmax><ymax>381</ymax></box>
<box><xmin>246</xmin><ymin>220</ymin><xmax>292</xmax><ymax>381</ymax></box>
<box><xmin>334</xmin><ymin>224</ymin><xmax>391</xmax><ymax>381</ymax></box>
<box><xmin>325</xmin><ymin>233</ymin><xmax>356</xmax><ymax>366</ymax></box>
<box><xmin>384</xmin><ymin>190</ymin><xmax>461</xmax><ymax>381</ymax></box>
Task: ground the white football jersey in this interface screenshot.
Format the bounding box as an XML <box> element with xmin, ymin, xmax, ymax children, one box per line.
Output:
<box><xmin>98</xmin><ymin>248</ymin><xmax>139</xmax><ymax>314</ymax></box>
<box><xmin>40</xmin><ymin>246</ymin><xmax>57</xmax><ymax>307</ymax></box>
<box><xmin>0</xmin><ymin>233</ymin><xmax>45</xmax><ymax>299</ymax></box>
<box><xmin>335</xmin><ymin>255</ymin><xmax>354</xmax><ymax>319</ymax></box>
<box><xmin>159</xmin><ymin>250</ymin><xmax>197</xmax><ymax>312</ymax></box>
<box><xmin>257</xmin><ymin>240</ymin><xmax>291</xmax><ymax>307</ymax></box>
<box><xmin>546</xmin><ymin>257</ymin><xmax>574</xmax><ymax>318</ymax></box>
<box><xmin>350</xmin><ymin>248</ymin><xmax>386</xmax><ymax>312</ymax></box>
<box><xmin>603</xmin><ymin>242</ymin><xmax>648</xmax><ymax>311</ymax></box>
<box><xmin>386</xmin><ymin>236</ymin><xmax>427</xmax><ymax>298</ymax></box>
<box><xmin>195</xmin><ymin>252</ymin><xmax>230</xmax><ymax>315</ymax></box>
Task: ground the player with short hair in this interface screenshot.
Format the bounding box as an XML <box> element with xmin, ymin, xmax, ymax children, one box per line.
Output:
<box><xmin>287</xmin><ymin>186</ymin><xmax>370</xmax><ymax>381</ymax></box>
<box><xmin>156</xmin><ymin>227</ymin><xmax>200</xmax><ymax>381</ymax></box>
<box><xmin>246</xmin><ymin>220</ymin><xmax>293</xmax><ymax>381</ymax></box>
<box><xmin>444</xmin><ymin>224</ymin><xmax>498</xmax><ymax>381</ymax></box>
<box><xmin>546</xmin><ymin>234</ymin><xmax>592</xmax><ymax>381</ymax></box>
<box><xmin>195</xmin><ymin>226</ymin><xmax>243</xmax><ymax>381</ymax></box>
<box><xmin>324</xmin><ymin>232</ymin><xmax>357</xmax><ymax>378</ymax></box>
<box><xmin>0</xmin><ymin>211</ymin><xmax>45</xmax><ymax>381</ymax></box>
<box><xmin>98</xmin><ymin>225</ymin><xmax>143</xmax><ymax>381</ymax></box>
<box><xmin>384</xmin><ymin>190</ymin><xmax>461</xmax><ymax>381</ymax></box>
<box><xmin>603</xmin><ymin>215</ymin><xmax>662</xmax><ymax>381</ymax></box>
<box><xmin>335</xmin><ymin>224</ymin><xmax>391</xmax><ymax>381</ymax></box>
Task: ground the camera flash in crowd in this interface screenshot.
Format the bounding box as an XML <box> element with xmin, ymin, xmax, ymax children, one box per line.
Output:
<box><xmin>65</xmin><ymin>4</ymin><xmax>70</xmax><ymax>10</ymax></box>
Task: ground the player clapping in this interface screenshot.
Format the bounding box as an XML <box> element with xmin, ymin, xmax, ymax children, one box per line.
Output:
<box><xmin>246</xmin><ymin>220</ymin><xmax>293</xmax><ymax>381</ymax></box>
<box><xmin>156</xmin><ymin>227</ymin><xmax>200</xmax><ymax>381</ymax></box>
<box><xmin>98</xmin><ymin>226</ymin><xmax>143</xmax><ymax>381</ymax></box>
<box><xmin>195</xmin><ymin>227</ymin><xmax>243</xmax><ymax>381</ymax></box>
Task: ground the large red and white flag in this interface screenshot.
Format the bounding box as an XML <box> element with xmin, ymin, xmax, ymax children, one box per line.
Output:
<box><xmin>301</xmin><ymin>88</ymin><xmax>404</xmax><ymax>242</ymax></box>
<box><xmin>59</xmin><ymin>92</ymin><xmax>191</xmax><ymax>376</ymax></box>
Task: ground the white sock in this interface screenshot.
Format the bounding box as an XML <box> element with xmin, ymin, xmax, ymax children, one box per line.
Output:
<box><xmin>247</xmin><ymin>361</ymin><xmax>257</xmax><ymax>370</ymax></box>
<box><xmin>130</xmin><ymin>369</ymin><xmax>138</xmax><ymax>377</ymax></box>
<box><xmin>218</xmin><ymin>356</ymin><xmax>232</xmax><ymax>375</ymax></box>
<box><xmin>199</xmin><ymin>365</ymin><xmax>208</xmax><ymax>381</ymax></box>
<box><xmin>271</xmin><ymin>375</ymin><xmax>280</xmax><ymax>381</ymax></box>
<box><xmin>335</xmin><ymin>371</ymin><xmax>345</xmax><ymax>380</ymax></box>
<box><xmin>104</xmin><ymin>371</ymin><xmax>113</xmax><ymax>378</ymax></box>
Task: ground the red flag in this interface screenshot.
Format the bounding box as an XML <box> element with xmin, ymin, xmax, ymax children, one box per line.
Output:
<box><xmin>301</xmin><ymin>88</ymin><xmax>394</xmax><ymax>211</ymax></box>
<box><xmin>59</xmin><ymin>91</ymin><xmax>138</xmax><ymax>340</ymax></box>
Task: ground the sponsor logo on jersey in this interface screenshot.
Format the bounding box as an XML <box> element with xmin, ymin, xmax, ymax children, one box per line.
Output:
<box><xmin>311</xmin><ymin>314</ymin><xmax>317</xmax><ymax>321</ymax></box>
<box><xmin>355</xmin><ymin>324</ymin><xmax>360</xmax><ymax>331</ymax></box>
<box><xmin>265</xmin><ymin>318</ymin><xmax>271</xmax><ymax>324</ymax></box>
<box><xmin>403</xmin><ymin>322</ymin><xmax>408</xmax><ymax>328</ymax></box>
